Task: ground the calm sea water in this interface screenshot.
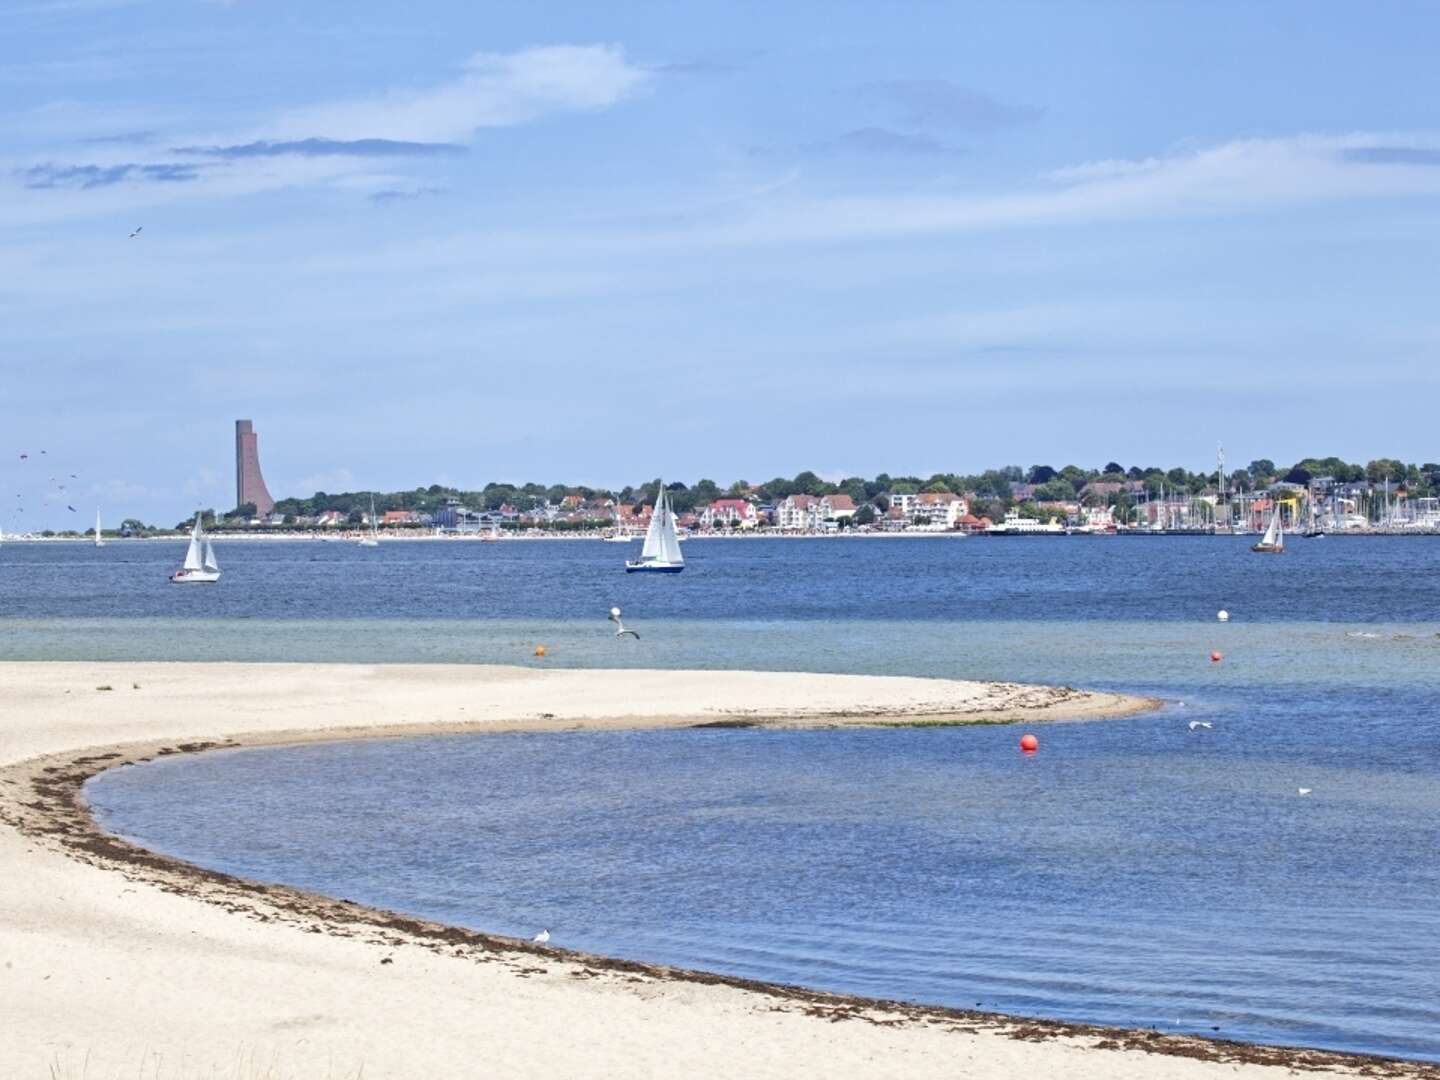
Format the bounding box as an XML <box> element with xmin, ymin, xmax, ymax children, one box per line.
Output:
<box><xmin>15</xmin><ymin>537</ymin><xmax>1440</xmax><ymax>1060</ymax></box>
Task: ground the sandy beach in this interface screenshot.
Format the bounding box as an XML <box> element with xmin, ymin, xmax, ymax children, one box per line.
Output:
<box><xmin>0</xmin><ymin>661</ymin><xmax>1430</xmax><ymax>1080</ymax></box>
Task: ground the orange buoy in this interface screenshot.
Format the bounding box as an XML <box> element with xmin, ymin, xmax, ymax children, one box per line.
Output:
<box><xmin>1019</xmin><ymin>733</ymin><xmax>1039</xmax><ymax>753</ymax></box>
<box><xmin>534</xmin><ymin>644</ymin><xmax>547</xmax><ymax>657</ymax></box>
<box><xmin>1210</xmin><ymin>650</ymin><xmax>1222</xmax><ymax>663</ymax></box>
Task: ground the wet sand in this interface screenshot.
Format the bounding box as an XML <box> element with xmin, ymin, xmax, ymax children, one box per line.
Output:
<box><xmin>2</xmin><ymin>661</ymin><xmax>1431</xmax><ymax>1079</ymax></box>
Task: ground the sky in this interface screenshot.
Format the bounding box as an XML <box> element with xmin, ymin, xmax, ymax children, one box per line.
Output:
<box><xmin>3</xmin><ymin>0</ymin><xmax>1440</xmax><ymax>528</ymax></box>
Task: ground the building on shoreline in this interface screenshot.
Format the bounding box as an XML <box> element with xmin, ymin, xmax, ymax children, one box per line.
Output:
<box><xmin>234</xmin><ymin>420</ymin><xmax>275</xmax><ymax>516</ymax></box>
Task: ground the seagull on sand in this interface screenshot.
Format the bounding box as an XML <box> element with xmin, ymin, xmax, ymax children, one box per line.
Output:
<box><xmin>129</xmin><ymin>226</ymin><xmax>143</xmax><ymax>239</ymax></box>
<box><xmin>609</xmin><ymin>607</ymin><xmax>639</xmax><ymax>639</ymax></box>
<box><xmin>533</xmin><ymin>929</ymin><xmax>550</xmax><ymax>944</ymax></box>
<box><xmin>1188</xmin><ymin>721</ymin><xmax>1213</xmax><ymax>731</ymax></box>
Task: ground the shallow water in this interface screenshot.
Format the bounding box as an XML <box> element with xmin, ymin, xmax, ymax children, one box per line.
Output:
<box><xmin>13</xmin><ymin>537</ymin><xmax>1437</xmax><ymax>1060</ymax></box>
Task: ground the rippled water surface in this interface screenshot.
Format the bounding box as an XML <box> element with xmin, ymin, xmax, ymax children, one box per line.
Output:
<box><xmin>16</xmin><ymin>537</ymin><xmax>1438</xmax><ymax>1060</ymax></box>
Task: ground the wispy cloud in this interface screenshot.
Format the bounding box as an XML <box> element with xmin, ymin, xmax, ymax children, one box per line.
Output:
<box><xmin>80</xmin><ymin>130</ymin><xmax>158</xmax><ymax>145</ymax></box>
<box><xmin>1341</xmin><ymin>145</ymin><xmax>1440</xmax><ymax>166</ymax></box>
<box><xmin>264</xmin><ymin>44</ymin><xmax>650</xmax><ymax>143</ymax></box>
<box><xmin>7</xmin><ymin>44</ymin><xmax>648</xmax><ymax>210</ymax></box>
<box><xmin>21</xmin><ymin>161</ymin><xmax>205</xmax><ymax>188</ymax></box>
<box><xmin>861</xmin><ymin>79</ymin><xmax>1042</xmax><ymax>133</ymax></box>
<box><xmin>173</xmin><ymin>137</ymin><xmax>467</xmax><ymax>159</ymax></box>
<box><xmin>716</xmin><ymin>133</ymin><xmax>1440</xmax><ymax>247</ymax></box>
<box><xmin>817</xmin><ymin>127</ymin><xmax>965</xmax><ymax>157</ymax></box>
<box><xmin>370</xmin><ymin>186</ymin><xmax>445</xmax><ymax>205</ymax></box>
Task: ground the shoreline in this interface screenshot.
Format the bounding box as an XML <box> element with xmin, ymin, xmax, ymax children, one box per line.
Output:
<box><xmin>8</xmin><ymin>529</ymin><xmax>1438</xmax><ymax>543</ymax></box>
<box><xmin>2</xmin><ymin>662</ymin><xmax>1432</xmax><ymax>1078</ymax></box>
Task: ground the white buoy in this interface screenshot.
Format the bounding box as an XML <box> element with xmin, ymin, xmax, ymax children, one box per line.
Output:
<box><xmin>1217</xmin><ymin>610</ymin><xmax>1230</xmax><ymax>622</ymax></box>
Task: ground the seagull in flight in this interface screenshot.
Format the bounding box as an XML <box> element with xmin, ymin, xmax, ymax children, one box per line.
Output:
<box><xmin>1188</xmin><ymin>721</ymin><xmax>1212</xmax><ymax>731</ymax></box>
<box><xmin>533</xmin><ymin>929</ymin><xmax>550</xmax><ymax>945</ymax></box>
<box><xmin>129</xmin><ymin>226</ymin><xmax>143</xmax><ymax>239</ymax></box>
<box><xmin>609</xmin><ymin>607</ymin><xmax>640</xmax><ymax>639</ymax></box>
<box><xmin>1297</xmin><ymin>788</ymin><xmax>1312</xmax><ymax>796</ymax></box>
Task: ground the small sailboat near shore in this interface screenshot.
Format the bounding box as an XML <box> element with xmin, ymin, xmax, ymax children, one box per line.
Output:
<box><xmin>94</xmin><ymin>508</ymin><xmax>105</xmax><ymax>548</ymax></box>
<box><xmin>171</xmin><ymin>512</ymin><xmax>221</xmax><ymax>583</ymax></box>
<box><xmin>358</xmin><ymin>495</ymin><xmax>380</xmax><ymax>548</ymax></box>
<box><xmin>626</xmin><ymin>484</ymin><xmax>684</xmax><ymax>573</ymax></box>
<box><xmin>1251</xmin><ymin>506</ymin><xmax>1285</xmax><ymax>553</ymax></box>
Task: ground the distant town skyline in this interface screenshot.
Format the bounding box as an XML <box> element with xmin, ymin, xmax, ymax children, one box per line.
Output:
<box><xmin>4</xmin><ymin>2</ymin><xmax>1440</xmax><ymax>529</ymax></box>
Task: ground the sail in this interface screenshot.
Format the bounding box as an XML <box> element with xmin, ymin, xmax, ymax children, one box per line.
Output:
<box><xmin>638</xmin><ymin>486</ymin><xmax>684</xmax><ymax>565</ymax></box>
<box><xmin>201</xmin><ymin>537</ymin><xmax>219</xmax><ymax>572</ymax></box>
<box><xmin>656</xmin><ymin>489</ymin><xmax>683</xmax><ymax>564</ymax></box>
<box><xmin>94</xmin><ymin>509</ymin><xmax>103</xmax><ymax>546</ymax></box>
<box><xmin>1260</xmin><ymin>508</ymin><xmax>1281</xmax><ymax>547</ymax></box>
<box><xmin>182</xmin><ymin>518</ymin><xmax>204</xmax><ymax>571</ymax></box>
<box><xmin>640</xmin><ymin>484</ymin><xmax>667</xmax><ymax>561</ymax></box>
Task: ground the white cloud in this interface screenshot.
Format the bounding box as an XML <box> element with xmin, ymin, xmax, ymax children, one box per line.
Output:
<box><xmin>0</xmin><ymin>44</ymin><xmax>650</xmax><ymax>224</ymax></box>
<box><xmin>704</xmin><ymin>132</ymin><xmax>1440</xmax><ymax>247</ymax></box>
<box><xmin>264</xmin><ymin>44</ymin><xmax>650</xmax><ymax>144</ymax></box>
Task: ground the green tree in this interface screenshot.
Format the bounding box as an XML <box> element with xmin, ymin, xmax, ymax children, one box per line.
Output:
<box><xmin>791</xmin><ymin>470</ymin><xmax>828</xmax><ymax>496</ymax></box>
<box><xmin>853</xmin><ymin>504</ymin><xmax>877</xmax><ymax>526</ymax></box>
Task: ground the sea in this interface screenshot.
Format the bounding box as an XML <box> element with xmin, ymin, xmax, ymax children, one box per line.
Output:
<box><xmin>6</xmin><ymin>536</ymin><xmax>1437</xmax><ymax>1061</ymax></box>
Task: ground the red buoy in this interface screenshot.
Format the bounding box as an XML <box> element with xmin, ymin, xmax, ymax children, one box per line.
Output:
<box><xmin>1019</xmin><ymin>733</ymin><xmax>1039</xmax><ymax>753</ymax></box>
<box><xmin>1210</xmin><ymin>650</ymin><xmax>1222</xmax><ymax>663</ymax></box>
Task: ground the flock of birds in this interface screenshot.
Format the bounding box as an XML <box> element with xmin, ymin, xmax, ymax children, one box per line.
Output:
<box><xmin>8</xmin><ymin>448</ymin><xmax>86</xmax><ymax>521</ymax></box>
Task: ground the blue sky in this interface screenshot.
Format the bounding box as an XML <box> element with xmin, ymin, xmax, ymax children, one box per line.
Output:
<box><xmin>3</xmin><ymin>1</ymin><xmax>1440</xmax><ymax>527</ymax></box>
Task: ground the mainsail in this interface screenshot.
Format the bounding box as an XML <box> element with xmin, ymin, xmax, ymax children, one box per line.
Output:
<box><xmin>640</xmin><ymin>485</ymin><xmax>683</xmax><ymax>566</ymax></box>
<box><xmin>1260</xmin><ymin>507</ymin><xmax>1282</xmax><ymax>548</ymax></box>
<box><xmin>182</xmin><ymin>517</ymin><xmax>204</xmax><ymax>571</ymax></box>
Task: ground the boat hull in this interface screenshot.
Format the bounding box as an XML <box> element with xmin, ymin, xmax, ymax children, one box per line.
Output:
<box><xmin>357</xmin><ymin>539</ymin><xmax>379</xmax><ymax>548</ymax></box>
<box><xmin>171</xmin><ymin>570</ymin><xmax>221</xmax><ymax>583</ymax></box>
<box><xmin>1250</xmin><ymin>544</ymin><xmax>1284</xmax><ymax>553</ymax></box>
<box><xmin>625</xmin><ymin>562</ymin><xmax>683</xmax><ymax>574</ymax></box>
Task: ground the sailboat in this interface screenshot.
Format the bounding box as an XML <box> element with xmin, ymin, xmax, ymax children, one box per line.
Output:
<box><xmin>1251</xmin><ymin>504</ymin><xmax>1284</xmax><ymax>553</ymax></box>
<box><xmin>171</xmin><ymin>512</ymin><xmax>221</xmax><ymax>583</ymax></box>
<box><xmin>626</xmin><ymin>484</ymin><xmax>684</xmax><ymax>573</ymax></box>
<box><xmin>358</xmin><ymin>495</ymin><xmax>380</xmax><ymax>547</ymax></box>
<box><xmin>1303</xmin><ymin>498</ymin><xmax>1325</xmax><ymax>539</ymax></box>
<box><xmin>94</xmin><ymin>508</ymin><xmax>105</xmax><ymax>548</ymax></box>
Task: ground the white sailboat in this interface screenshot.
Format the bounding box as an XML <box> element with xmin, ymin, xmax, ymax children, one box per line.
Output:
<box><xmin>358</xmin><ymin>495</ymin><xmax>380</xmax><ymax>547</ymax></box>
<box><xmin>1251</xmin><ymin>504</ymin><xmax>1284</xmax><ymax>553</ymax></box>
<box><xmin>626</xmin><ymin>484</ymin><xmax>684</xmax><ymax>573</ymax></box>
<box><xmin>171</xmin><ymin>512</ymin><xmax>221</xmax><ymax>583</ymax></box>
<box><xmin>94</xmin><ymin>508</ymin><xmax>105</xmax><ymax>548</ymax></box>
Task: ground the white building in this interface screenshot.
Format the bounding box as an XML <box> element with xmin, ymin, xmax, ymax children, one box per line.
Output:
<box><xmin>774</xmin><ymin>494</ymin><xmax>821</xmax><ymax>530</ymax></box>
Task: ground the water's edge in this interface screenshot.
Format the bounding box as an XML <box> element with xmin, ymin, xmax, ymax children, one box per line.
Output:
<box><xmin>4</xmin><ymin>719</ymin><xmax>1434</xmax><ymax>1077</ymax></box>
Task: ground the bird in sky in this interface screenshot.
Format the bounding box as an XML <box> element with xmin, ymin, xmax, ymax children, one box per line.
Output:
<box><xmin>533</xmin><ymin>929</ymin><xmax>550</xmax><ymax>945</ymax></box>
<box><xmin>1188</xmin><ymin>721</ymin><xmax>1213</xmax><ymax>731</ymax></box>
<box><xmin>609</xmin><ymin>607</ymin><xmax>640</xmax><ymax>639</ymax></box>
<box><xmin>1298</xmin><ymin>788</ymin><xmax>1313</xmax><ymax>796</ymax></box>
<box><xmin>129</xmin><ymin>226</ymin><xmax>143</xmax><ymax>239</ymax></box>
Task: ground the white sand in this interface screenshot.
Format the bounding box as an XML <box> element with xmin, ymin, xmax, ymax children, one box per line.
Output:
<box><xmin>0</xmin><ymin>663</ymin><xmax>1406</xmax><ymax>1079</ymax></box>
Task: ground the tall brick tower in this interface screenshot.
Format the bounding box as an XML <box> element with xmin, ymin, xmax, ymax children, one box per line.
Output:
<box><xmin>234</xmin><ymin>420</ymin><xmax>276</xmax><ymax>515</ymax></box>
